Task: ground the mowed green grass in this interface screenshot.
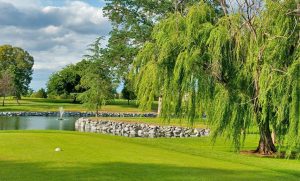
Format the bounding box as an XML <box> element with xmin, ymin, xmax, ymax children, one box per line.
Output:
<box><xmin>0</xmin><ymin>97</ymin><xmax>157</xmax><ymax>112</ymax></box>
<box><xmin>0</xmin><ymin>131</ymin><xmax>299</xmax><ymax>181</ymax></box>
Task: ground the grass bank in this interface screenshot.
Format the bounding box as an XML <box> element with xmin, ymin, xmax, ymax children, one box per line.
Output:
<box><xmin>0</xmin><ymin>130</ymin><xmax>299</xmax><ymax>181</ymax></box>
<box><xmin>0</xmin><ymin>97</ymin><xmax>157</xmax><ymax>113</ymax></box>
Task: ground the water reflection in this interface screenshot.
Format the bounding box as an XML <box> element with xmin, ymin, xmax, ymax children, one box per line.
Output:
<box><xmin>0</xmin><ymin>116</ymin><xmax>79</xmax><ymax>131</ymax></box>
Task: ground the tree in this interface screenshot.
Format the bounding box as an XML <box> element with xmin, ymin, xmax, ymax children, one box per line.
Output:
<box><xmin>47</xmin><ymin>60</ymin><xmax>91</xmax><ymax>102</ymax></box>
<box><xmin>132</xmin><ymin>1</ymin><xmax>300</xmax><ymax>156</ymax></box>
<box><xmin>103</xmin><ymin>0</ymin><xmax>223</xmax><ymax>113</ymax></box>
<box><xmin>32</xmin><ymin>88</ymin><xmax>47</xmax><ymax>98</ymax></box>
<box><xmin>26</xmin><ymin>88</ymin><xmax>34</xmax><ymax>97</ymax></box>
<box><xmin>121</xmin><ymin>79</ymin><xmax>136</xmax><ymax>105</ymax></box>
<box><xmin>103</xmin><ymin>0</ymin><xmax>207</xmax><ymax>79</ymax></box>
<box><xmin>0</xmin><ymin>45</ymin><xmax>34</xmax><ymax>101</ymax></box>
<box><xmin>0</xmin><ymin>70</ymin><xmax>14</xmax><ymax>106</ymax></box>
<box><xmin>79</xmin><ymin>64</ymin><xmax>114</xmax><ymax>116</ymax></box>
<box><xmin>78</xmin><ymin>37</ymin><xmax>116</xmax><ymax>115</ymax></box>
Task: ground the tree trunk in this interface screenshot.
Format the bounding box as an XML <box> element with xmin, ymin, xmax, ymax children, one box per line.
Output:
<box><xmin>255</xmin><ymin>120</ymin><xmax>277</xmax><ymax>155</ymax></box>
<box><xmin>16</xmin><ymin>97</ymin><xmax>20</xmax><ymax>105</ymax></box>
<box><xmin>72</xmin><ymin>96</ymin><xmax>77</xmax><ymax>103</ymax></box>
<box><xmin>2</xmin><ymin>95</ymin><xmax>5</xmax><ymax>106</ymax></box>
<box><xmin>271</xmin><ymin>131</ymin><xmax>276</xmax><ymax>144</ymax></box>
<box><xmin>128</xmin><ymin>99</ymin><xmax>130</xmax><ymax>105</ymax></box>
<box><xmin>157</xmin><ymin>96</ymin><xmax>162</xmax><ymax>116</ymax></box>
<box><xmin>96</xmin><ymin>103</ymin><xmax>99</xmax><ymax>117</ymax></box>
<box><xmin>252</xmin><ymin>62</ymin><xmax>276</xmax><ymax>154</ymax></box>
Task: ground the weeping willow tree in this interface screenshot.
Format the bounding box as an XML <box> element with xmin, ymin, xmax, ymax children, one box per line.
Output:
<box><xmin>132</xmin><ymin>0</ymin><xmax>300</xmax><ymax>156</ymax></box>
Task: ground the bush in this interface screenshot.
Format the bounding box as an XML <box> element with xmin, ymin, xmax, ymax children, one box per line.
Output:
<box><xmin>58</xmin><ymin>93</ymin><xmax>71</xmax><ymax>99</ymax></box>
<box><xmin>31</xmin><ymin>88</ymin><xmax>47</xmax><ymax>98</ymax></box>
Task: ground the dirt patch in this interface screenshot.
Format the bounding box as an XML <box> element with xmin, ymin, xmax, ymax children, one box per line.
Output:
<box><xmin>240</xmin><ymin>150</ymin><xmax>298</xmax><ymax>159</ymax></box>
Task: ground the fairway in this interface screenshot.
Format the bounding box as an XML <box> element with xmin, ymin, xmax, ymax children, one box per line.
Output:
<box><xmin>0</xmin><ymin>131</ymin><xmax>299</xmax><ymax>181</ymax></box>
<box><xmin>0</xmin><ymin>98</ymin><xmax>157</xmax><ymax>113</ymax></box>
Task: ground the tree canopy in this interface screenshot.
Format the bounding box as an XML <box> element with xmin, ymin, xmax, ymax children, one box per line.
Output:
<box><xmin>32</xmin><ymin>88</ymin><xmax>47</xmax><ymax>98</ymax></box>
<box><xmin>78</xmin><ymin>37</ymin><xmax>116</xmax><ymax>115</ymax></box>
<box><xmin>0</xmin><ymin>45</ymin><xmax>34</xmax><ymax>99</ymax></box>
<box><xmin>121</xmin><ymin>78</ymin><xmax>136</xmax><ymax>105</ymax></box>
<box><xmin>103</xmin><ymin>0</ymin><xmax>214</xmax><ymax>78</ymax></box>
<box><xmin>47</xmin><ymin>60</ymin><xmax>91</xmax><ymax>102</ymax></box>
<box><xmin>132</xmin><ymin>0</ymin><xmax>300</xmax><ymax>156</ymax></box>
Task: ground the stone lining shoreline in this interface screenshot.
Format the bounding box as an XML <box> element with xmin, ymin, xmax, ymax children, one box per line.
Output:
<box><xmin>0</xmin><ymin>111</ymin><xmax>157</xmax><ymax>117</ymax></box>
<box><xmin>75</xmin><ymin>118</ymin><xmax>210</xmax><ymax>138</ymax></box>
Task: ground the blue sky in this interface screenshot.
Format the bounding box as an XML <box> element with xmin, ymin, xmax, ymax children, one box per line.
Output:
<box><xmin>0</xmin><ymin>0</ymin><xmax>113</xmax><ymax>91</ymax></box>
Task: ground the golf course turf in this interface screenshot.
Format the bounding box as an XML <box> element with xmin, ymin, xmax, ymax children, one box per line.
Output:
<box><xmin>0</xmin><ymin>131</ymin><xmax>299</xmax><ymax>181</ymax></box>
<box><xmin>0</xmin><ymin>98</ymin><xmax>299</xmax><ymax>180</ymax></box>
<box><xmin>0</xmin><ymin>97</ymin><xmax>157</xmax><ymax>112</ymax></box>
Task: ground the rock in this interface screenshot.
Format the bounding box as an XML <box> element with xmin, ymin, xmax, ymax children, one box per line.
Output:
<box><xmin>75</xmin><ymin>118</ymin><xmax>210</xmax><ymax>138</ymax></box>
<box><xmin>137</xmin><ymin>130</ymin><xmax>143</xmax><ymax>137</ymax></box>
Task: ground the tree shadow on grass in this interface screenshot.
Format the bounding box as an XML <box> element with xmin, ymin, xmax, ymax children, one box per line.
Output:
<box><xmin>0</xmin><ymin>161</ymin><xmax>298</xmax><ymax>181</ymax></box>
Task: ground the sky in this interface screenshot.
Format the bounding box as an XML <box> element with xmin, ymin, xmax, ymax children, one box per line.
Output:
<box><xmin>0</xmin><ymin>0</ymin><xmax>112</xmax><ymax>91</ymax></box>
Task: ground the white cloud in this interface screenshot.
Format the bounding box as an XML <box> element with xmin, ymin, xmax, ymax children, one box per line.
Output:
<box><xmin>0</xmin><ymin>0</ymin><xmax>41</xmax><ymax>8</ymax></box>
<box><xmin>0</xmin><ymin>0</ymin><xmax>111</xmax><ymax>90</ymax></box>
<box><xmin>42</xmin><ymin>25</ymin><xmax>60</xmax><ymax>34</ymax></box>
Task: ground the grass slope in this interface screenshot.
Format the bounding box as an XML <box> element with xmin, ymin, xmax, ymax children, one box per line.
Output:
<box><xmin>0</xmin><ymin>98</ymin><xmax>157</xmax><ymax>112</ymax></box>
<box><xmin>0</xmin><ymin>131</ymin><xmax>299</xmax><ymax>181</ymax></box>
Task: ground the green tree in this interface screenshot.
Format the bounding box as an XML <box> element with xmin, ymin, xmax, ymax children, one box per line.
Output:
<box><xmin>79</xmin><ymin>64</ymin><xmax>114</xmax><ymax>116</ymax></box>
<box><xmin>103</xmin><ymin>0</ymin><xmax>223</xmax><ymax>112</ymax></box>
<box><xmin>121</xmin><ymin>79</ymin><xmax>136</xmax><ymax>105</ymax></box>
<box><xmin>79</xmin><ymin>37</ymin><xmax>116</xmax><ymax>115</ymax></box>
<box><xmin>32</xmin><ymin>88</ymin><xmax>47</xmax><ymax>98</ymax></box>
<box><xmin>0</xmin><ymin>70</ymin><xmax>15</xmax><ymax>106</ymax></box>
<box><xmin>26</xmin><ymin>88</ymin><xmax>34</xmax><ymax>97</ymax></box>
<box><xmin>103</xmin><ymin>0</ymin><xmax>207</xmax><ymax>78</ymax></box>
<box><xmin>47</xmin><ymin>60</ymin><xmax>91</xmax><ymax>102</ymax></box>
<box><xmin>133</xmin><ymin>1</ymin><xmax>300</xmax><ymax>156</ymax></box>
<box><xmin>0</xmin><ymin>45</ymin><xmax>34</xmax><ymax>101</ymax></box>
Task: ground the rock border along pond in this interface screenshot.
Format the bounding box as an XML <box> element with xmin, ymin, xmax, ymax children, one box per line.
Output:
<box><xmin>75</xmin><ymin>118</ymin><xmax>210</xmax><ymax>138</ymax></box>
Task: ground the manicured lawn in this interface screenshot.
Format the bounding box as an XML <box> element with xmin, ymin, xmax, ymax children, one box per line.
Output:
<box><xmin>0</xmin><ymin>131</ymin><xmax>299</xmax><ymax>181</ymax></box>
<box><xmin>0</xmin><ymin>97</ymin><xmax>157</xmax><ymax>113</ymax></box>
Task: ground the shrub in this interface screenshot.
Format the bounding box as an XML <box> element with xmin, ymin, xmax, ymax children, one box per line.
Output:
<box><xmin>31</xmin><ymin>88</ymin><xmax>47</xmax><ymax>98</ymax></box>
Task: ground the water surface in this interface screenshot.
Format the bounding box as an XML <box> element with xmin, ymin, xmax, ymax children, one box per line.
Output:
<box><xmin>0</xmin><ymin>116</ymin><xmax>79</xmax><ymax>131</ymax></box>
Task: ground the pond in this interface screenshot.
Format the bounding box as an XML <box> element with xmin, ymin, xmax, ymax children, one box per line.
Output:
<box><xmin>0</xmin><ymin>116</ymin><xmax>79</xmax><ymax>131</ymax></box>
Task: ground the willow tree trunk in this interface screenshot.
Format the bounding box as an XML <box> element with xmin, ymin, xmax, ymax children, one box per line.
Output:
<box><xmin>253</xmin><ymin>72</ymin><xmax>276</xmax><ymax>154</ymax></box>
<box><xmin>96</xmin><ymin>103</ymin><xmax>99</xmax><ymax>117</ymax></box>
<box><xmin>157</xmin><ymin>96</ymin><xmax>162</xmax><ymax>116</ymax></box>
<box><xmin>256</xmin><ymin>119</ymin><xmax>277</xmax><ymax>155</ymax></box>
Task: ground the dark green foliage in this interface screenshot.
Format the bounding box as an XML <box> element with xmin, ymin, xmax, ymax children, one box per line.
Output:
<box><xmin>78</xmin><ymin>37</ymin><xmax>116</xmax><ymax>115</ymax></box>
<box><xmin>0</xmin><ymin>45</ymin><xmax>34</xmax><ymax>99</ymax></box>
<box><xmin>32</xmin><ymin>88</ymin><xmax>47</xmax><ymax>98</ymax></box>
<box><xmin>133</xmin><ymin>1</ymin><xmax>300</xmax><ymax>156</ymax></box>
<box><xmin>47</xmin><ymin>60</ymin><xmax>90</xmax><ymax>102</ymax></box>
<box><xmin>103</xmin><ymin>0</ymin><xmax>203</xmax><ymax>78</ymax></box>
<box><xmin>121</xmin><ymin>79</ymin><xmax>136</xmax><ymax>104</ymax></box>
<box><xmin>26</xmin><ymin>88</ymin><xmax>34</xmax><ymax>97</ymax></box>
